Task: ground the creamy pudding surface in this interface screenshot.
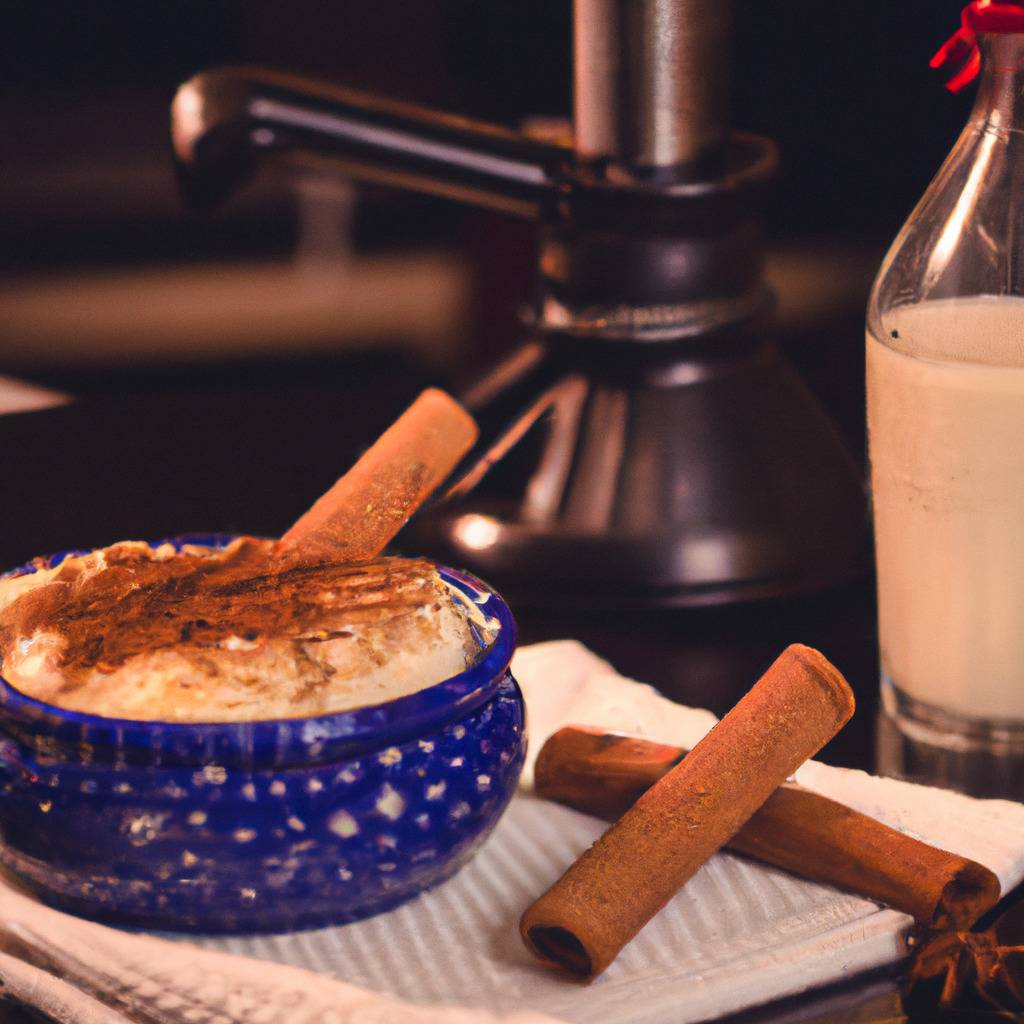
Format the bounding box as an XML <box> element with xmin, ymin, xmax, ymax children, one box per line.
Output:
<box><xmin>0</xmin><ymin>537</ymin><xmax>489</xmax><ymax>722</ymax></box>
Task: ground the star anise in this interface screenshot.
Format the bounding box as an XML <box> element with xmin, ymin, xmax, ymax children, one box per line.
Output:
<box><xmin>903</xmin><ymin>901</ymin><xmax>1024</xmax><ymax>1017</ymax></box>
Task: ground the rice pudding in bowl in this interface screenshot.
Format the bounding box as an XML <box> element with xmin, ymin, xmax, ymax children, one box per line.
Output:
<box><xmin>0</xmin><ymin>535</ymin><xmax>523</xmax><ymax>933</ymax></box>
<box><xmin>0</xmin><ymin>536</ymin><xmax>492</xmax><ymax>723</ymax></box>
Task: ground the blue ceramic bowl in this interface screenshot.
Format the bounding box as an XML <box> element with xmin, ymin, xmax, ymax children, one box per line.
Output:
<box><xmin>0</xmin><ymin>536</ymin><xmax>524</xmax><ymax>934</ymax></box>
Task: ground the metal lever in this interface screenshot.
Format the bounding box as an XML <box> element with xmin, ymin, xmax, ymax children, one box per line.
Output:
<box><xmin>171</xmin><ymin>66</ymin><xmax>570</xmax><ymax>219</ymax></box>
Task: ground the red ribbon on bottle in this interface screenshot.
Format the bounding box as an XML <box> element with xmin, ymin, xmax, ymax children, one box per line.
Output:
<box><xmin>933</xmin><ymin>1</ymin><xmax>1024</xmax><ymax>92</ymax></box>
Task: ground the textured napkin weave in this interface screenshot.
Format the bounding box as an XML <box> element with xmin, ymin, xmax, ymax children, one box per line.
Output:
<box><xmin>4</xmin><ymin>639</ymin><xmax>1024</xmax><ymax>1024</ymax></box>
<box><xmin>202</xmin><ymin>641</ymin><xmax>1024</xmax><ymax>1022</ymax></box>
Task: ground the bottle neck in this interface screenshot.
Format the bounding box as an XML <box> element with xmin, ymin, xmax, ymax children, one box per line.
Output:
<box><xmin>973</xmin><ymin>35</ymin><xmax>1024</xmax><ymax>134</ymax></box>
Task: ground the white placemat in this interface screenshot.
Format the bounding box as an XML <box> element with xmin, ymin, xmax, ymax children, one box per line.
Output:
<box><xmin>4</xmin><ymin>639</ymin><xmax>1024</xmax><ymax>1024</ymax></box>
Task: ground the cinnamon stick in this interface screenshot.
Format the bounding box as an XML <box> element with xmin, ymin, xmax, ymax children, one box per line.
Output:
<box><xmin>519</xmin><ymin>644</ymin><xmax>856</xmax><ymax>977</ymax></box>
<box><xmin>536</xmin><ymin>726</ymin><xmax>1000</xmax><ymax>931</ymax></box>
<box><xmin>275</xmin><ymin>388</ymin><xmax>477</xmax><ymax>567</ymax></box>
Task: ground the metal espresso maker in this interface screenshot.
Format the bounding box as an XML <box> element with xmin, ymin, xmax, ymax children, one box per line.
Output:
<box><xmin>171</xmin><ymin>0</ymin><xmax>868</xmax><ymax>608</ymax></box>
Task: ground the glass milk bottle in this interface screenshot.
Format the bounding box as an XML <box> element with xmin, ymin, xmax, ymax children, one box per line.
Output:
<box><xmin>868</xmin><ymin>13</ymin><xmax>1024</xmax><ymax>794</ymax></box>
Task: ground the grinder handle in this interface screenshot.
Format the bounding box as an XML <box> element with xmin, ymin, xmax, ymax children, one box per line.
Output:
<box><xmin>171</xmin><ymin>65</ymin><xmax>568</xmax><ymax>219</ymax></box>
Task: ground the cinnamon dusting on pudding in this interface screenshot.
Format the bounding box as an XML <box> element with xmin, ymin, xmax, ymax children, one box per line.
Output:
<box><xmin>0</xmin><ymin>537</ymin><xmax>490</xmax><ymax>722</ymax></box>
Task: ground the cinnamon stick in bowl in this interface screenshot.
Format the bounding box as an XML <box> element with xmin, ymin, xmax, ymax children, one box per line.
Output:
<box><xmin>535</xmin><ymin>727</ymin><xmax>1000</xmax><ymax>932</ymax></box>
<box><xmin>519</xmin><ymin>644</ymin><xmax>855</xmax><ymax>978</ymax></box>
<box><xmin>275</xmin><ymin>388</ymin><xmax>477</xmax><ymax>567</ymax></box>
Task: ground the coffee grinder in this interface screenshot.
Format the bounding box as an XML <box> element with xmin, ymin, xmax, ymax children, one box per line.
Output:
<box><xmin>171</xmin><ymin>0</ymin><xmax>868</xmax><ymax>607</ymax></box>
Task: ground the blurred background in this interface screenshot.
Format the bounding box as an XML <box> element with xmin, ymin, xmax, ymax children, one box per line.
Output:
<box><xmin>0</xmin><ymin>0</ymin><xmax>973</xmax><ymax>562</ymax></box>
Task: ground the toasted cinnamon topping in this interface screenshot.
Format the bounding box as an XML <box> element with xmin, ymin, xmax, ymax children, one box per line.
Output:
<box><xmin>0</xmin><ymin>537</ymin><xmax>487</xmax><ymax>722</ymax></box>
<box><xmin>0</xmin><ymin>538</ymin><xmax>438</xmax><ymax>675</ymax></box>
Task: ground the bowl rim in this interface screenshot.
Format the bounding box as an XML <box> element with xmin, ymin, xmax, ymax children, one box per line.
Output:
<box><xmin>0</xmin><ymin>534</ymin><xmax>517</xmax><ymax>763</ymax></box>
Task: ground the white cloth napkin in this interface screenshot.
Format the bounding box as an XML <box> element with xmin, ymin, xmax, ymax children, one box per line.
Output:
<box><xmin>4</xmin><ymin>639</ymin><xmax>1024</xmax><ymax>1024</ymax></box>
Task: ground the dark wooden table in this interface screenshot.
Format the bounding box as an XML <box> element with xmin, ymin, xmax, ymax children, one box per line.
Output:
<box><xmin>0</xmin><ymin>350</ymin><xmax>945</xmax><ymax>1023</ymax></box>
